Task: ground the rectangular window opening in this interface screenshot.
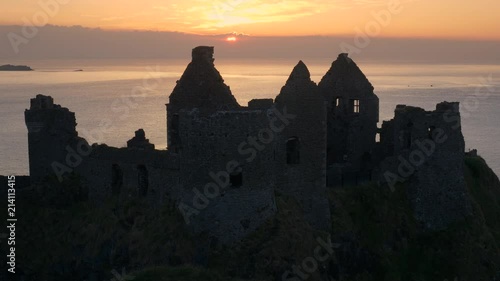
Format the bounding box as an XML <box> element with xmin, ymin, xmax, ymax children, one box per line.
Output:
<box><xmin>353</xmin><ymin>99</ymin><xmax>360</xmax><ymax>113</ymax></box>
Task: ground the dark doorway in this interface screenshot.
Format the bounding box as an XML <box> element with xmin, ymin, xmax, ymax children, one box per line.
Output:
<box><xmin>230</xmin><ymin>166</ymin><xmax>243</xmax><ymax>188</ymax></box>
<box><xmin>286</xmin><ymin>137</ymin><xmax>300</xmax><ymax>165</ymax></box>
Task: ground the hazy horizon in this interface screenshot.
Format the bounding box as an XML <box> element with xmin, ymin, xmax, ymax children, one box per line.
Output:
<box><xmin>2</xmin><ymin>25</ymin><xmax>500</xmax><ymax>64</ymax></box>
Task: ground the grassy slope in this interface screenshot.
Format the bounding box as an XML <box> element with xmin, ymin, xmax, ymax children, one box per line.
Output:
<box><xmin>327</xmin><ymin>155</ymin><xmax>500</xmax><ymax>281</ymax></box>
<box><xmin>132</xmin><ymin>194</ymin><xmax>329</xmax><ymax>281</ymax></box>
<box><xmin>4</xmin><ymin>155</ymin><xmax>500</xmax><ymax>281</ymax></box>
<box><xmin>14</xmin><ymin>194</ymin><xmax>198</xmax><ymax>280</ymax></box>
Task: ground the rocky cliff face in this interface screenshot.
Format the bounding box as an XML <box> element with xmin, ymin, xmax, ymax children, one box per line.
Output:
<box><xmin>9</xmin><ymin>155</ymin><xmax>500</xmax><ymax>281</ymax></box>
<box><xmin>0</xmin><ymin>64</ymin><xmax>33</xmax><ymax>71</ymax></box>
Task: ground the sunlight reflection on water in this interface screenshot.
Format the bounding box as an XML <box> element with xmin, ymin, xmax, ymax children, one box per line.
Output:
<box><xmin>1</xmin><ymin>59</ymin><xmax>499</xmax><ymax>176</ymax></box>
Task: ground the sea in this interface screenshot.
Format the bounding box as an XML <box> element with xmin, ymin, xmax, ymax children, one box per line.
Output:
<box><xmin>1</xmin><ymin>59</ymin><xmax>499</xmax><ymax>177</ymax></box>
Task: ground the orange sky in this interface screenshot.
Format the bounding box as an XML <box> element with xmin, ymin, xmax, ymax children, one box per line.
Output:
<box><xmin>1</xmin><ymin>0</ymin><xmax>500</xmax><ymax>40</ymax></box>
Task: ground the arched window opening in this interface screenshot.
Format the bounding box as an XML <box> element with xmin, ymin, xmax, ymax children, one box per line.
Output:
<box><xmin>428</xmin><ymin>126</ymin><xmax>436</xmax><ymax>140</ymax></box>
<box><xmin>335</xmin><ymin>97</ymin><xmax>341</xmax><ymax>107</ymax></box>
<box><xmin>230</xmin><ymin>166</ymin><xmax>243</xmax><ymax>188</ymax></box>
<box><xmin>286</xmin><ymin>137</ymin><xmax>300</xmax><ymax>165</ymax></box>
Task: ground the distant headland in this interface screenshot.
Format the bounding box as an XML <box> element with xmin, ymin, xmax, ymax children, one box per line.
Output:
<box><xmin>0</xmin><ymin>64</ymin><xmax>33</xmax><ymax>71</ymax></box>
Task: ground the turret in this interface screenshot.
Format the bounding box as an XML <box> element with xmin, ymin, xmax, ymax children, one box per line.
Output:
<box><xmin>274</xmin><ymin>61</ymin><xmax>330</xmax><ymax>231</ymax></box>
<box><xmin>25</xmin><ymin>95</ymin><xmax>78</xmax><ymax>183</ymax></box>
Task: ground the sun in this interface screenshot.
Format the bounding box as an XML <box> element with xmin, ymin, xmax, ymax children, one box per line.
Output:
<box><xmin>226</xmin><ymin>36</ymin><xmax>237</xmax><ymax>42</ymax></box>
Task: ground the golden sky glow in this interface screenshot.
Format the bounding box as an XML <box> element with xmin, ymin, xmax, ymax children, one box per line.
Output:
<box><xmin>1</xmin><ymin>0</ymin><xmax>500</xmax><ymax>39</ymax></box>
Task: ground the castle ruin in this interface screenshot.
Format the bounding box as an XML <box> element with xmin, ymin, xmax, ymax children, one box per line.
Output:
<box><xmin>25</xmin><ymin>46</ymin><xmax>472</xmax><ymax>243</ymax></box>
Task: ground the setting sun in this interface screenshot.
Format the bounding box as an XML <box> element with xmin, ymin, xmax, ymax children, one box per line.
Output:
<box><xmin>226</xmin><ymin>36</ymin><xmax>237</xmax><ymax>42</ymax></box>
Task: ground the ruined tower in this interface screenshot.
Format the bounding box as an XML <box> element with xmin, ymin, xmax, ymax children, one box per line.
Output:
<box><xmin>25</xmin><ymin>95</ymin><xmax>80</xmax><ymax>183</ymax></box>
<box><xmin>318</xmin><ymin>53</ymin><xmax>379</xmax><ymax>186</ymax></box>
<box><xmin>166</xmin><ymin>46</ymin><xmax>240</xmax><ymax>152</ymax></box>
<box><xmin>377</xmin><ymin>102</ymin><xmax>472</xmax><ymax>230</ymax></box>
<box><xmin>274</xmin><ymin>61</ymin><xmax>331</xmax><ymax>231</ymax></box>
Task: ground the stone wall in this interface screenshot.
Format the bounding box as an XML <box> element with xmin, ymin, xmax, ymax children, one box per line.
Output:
<box><xmin>319</xmin><ymin>54</ymin><xmax>379</xmax><ymax>186</ymax></box>
<box><xmin>77</xmin><ymin>145</ymin><xmax>180</xmax><ymax>205</ymax></box>
<box><xmin>274</xmin><ymin>61</ymin><xmax>331</xmax><ymax>231</ymax></box>
<box><xmin>248</xmin><ymin>98</ymin><xmax>273</xmax><ymax>109</ymax></box>
<box><xmin>377</xmin><ymin>102</ymin><xmax>472</xmax><ymax>230</ymax></box>
<box><xmin>174</xmin><ymin>108</ymin><xmax>278</xmax><ymax>244</ymax></box>
<box><xmin>25</xmin><ymin>95</ymin><xmax>82</xmax><ymax>184</ymax></box>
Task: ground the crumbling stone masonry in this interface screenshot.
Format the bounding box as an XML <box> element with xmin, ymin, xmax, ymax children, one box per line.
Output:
<box><xmin>376</xmin><ymin>102</ymin><xmax>472</xmax><ymax>230</ymax></box>
<box><xmin>319</xmin><ymin>53</ymin><xmax>380</xmax><ymax>187</ymax></box>
<box><xmin>24</xmin><ymin>46</ymin><xmax>472</xmax><ymax>243</ymax></box>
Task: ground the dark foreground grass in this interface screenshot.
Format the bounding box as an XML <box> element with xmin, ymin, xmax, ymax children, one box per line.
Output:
<box><xmin>4</xmin><ymin>155</ymin><xmax>500</xmax><ymax>281</ymax></box>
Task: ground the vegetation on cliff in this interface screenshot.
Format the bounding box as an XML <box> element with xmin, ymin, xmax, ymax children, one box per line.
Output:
<box><xmin>326</xmin><ymin>155</ymin><xmax>500</xmax><ymax>281</ymax></box>
<box><xmin>2</xmin><ymin>155</ymin><xmax>499</xmax><ymax>281</ymax></box>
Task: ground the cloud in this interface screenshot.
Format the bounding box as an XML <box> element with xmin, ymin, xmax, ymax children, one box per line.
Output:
<box><xmin>187</xmin><ymin>0</ymin><xmax>330</xmax><ymax>29</ymax></box>
<box><xmin>167</xmin><ymin>0</ymin><xmax>418</xmax><ymax>31</ymax></box>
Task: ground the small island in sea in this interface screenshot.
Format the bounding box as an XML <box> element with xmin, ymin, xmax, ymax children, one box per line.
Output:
<box><xmin>0</xmin><ymin>64</ymin><xmax>33</xmax><ymax>71</ymax></box>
